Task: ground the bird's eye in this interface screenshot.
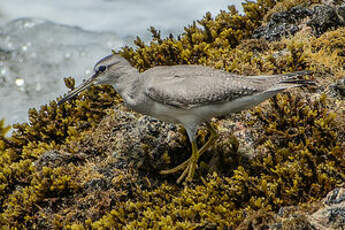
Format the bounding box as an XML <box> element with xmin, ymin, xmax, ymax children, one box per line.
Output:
<box><xmin>98</xmin><ymin>65</ymin><xmax>106</xmax><ymax>72</ymax></box>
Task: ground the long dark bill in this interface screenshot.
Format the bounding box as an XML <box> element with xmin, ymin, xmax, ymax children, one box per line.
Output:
<box><xmin>57</xmin><ymin>75</ymin><xmax>96</xmax><ymax>105</ymax></box>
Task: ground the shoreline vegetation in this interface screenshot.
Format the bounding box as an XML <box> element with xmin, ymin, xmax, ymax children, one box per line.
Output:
<box><xmin>1</xmin><ymin>0</ymin><xmax>345</xmax><ymax>229</ymax></box>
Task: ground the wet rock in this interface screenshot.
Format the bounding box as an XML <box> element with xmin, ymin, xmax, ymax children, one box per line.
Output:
<box><xmin>84</xmin><ymin>177</ymin><xmax>110</xmax><ymax>191</ymax></box>
<box><xmin>253</xmin><ymin>3</ymin><xmax>345</xmax><ymax>41</ymax></box>
<box><xmin>308</xmin><ymin>188</ymin><xmax>345</xmax><ymax>229</ymax></box>
<box><xmin>89</xmin><ymin>105</ymin><xmax>187</xmax><ymax>175</ymax></box>
<box><xmin>322</xmin><ymin>0</ymin><xmax>345</xmax><ymax>8</ymax></box>
<box><xmin>337</xmin><ymin>4</ymin><xmax>345</xmax><ymax>22</ymax></box>
<box><xmin>240</xmin><ymin>188</ymin><xmax>345</xmax><ymax>229</ymax></box>
<box><xmin>307</xmin><ymin>5</ymin><xmax>345</xmax><ymax>36</ymax></box>
<box><xmin>325</xmin><ymin>187</ymin><xmax>345</xmax><ymax>205</ymax></box>
<box><xmin>33</xmin><ymin>150</ymin><xmax>86</xmax><ymax>170</ymax></box>
<box><xmin>253</xmin><ymin>5</ymin><xmax>312</xmax><ymax>41</ymax></box>
<box><xmin>328</xmin><ymin>77</ymin><xmax>345</xmax><ymax>98</ymax></box>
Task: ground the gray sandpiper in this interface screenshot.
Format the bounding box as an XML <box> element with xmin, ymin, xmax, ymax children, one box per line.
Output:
<box><xmin>58</xmin><ymin>53</ymin><xmax>314</xmax><ymax>183</ymax></box>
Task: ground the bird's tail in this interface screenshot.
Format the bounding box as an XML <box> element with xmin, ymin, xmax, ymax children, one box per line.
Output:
<box><xmin>278</xmin><ymin>70</ymin><xmax>315</xmax><ymax>86</ymax></box>
<box><xmin>266</xmin><ymin>70</ymin><xmax>315</xmax><ymax>93</ymax></box>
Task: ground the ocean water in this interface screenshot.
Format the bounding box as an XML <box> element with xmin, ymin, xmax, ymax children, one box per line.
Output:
<box><xmin>0</xmin><ymin>0</ymin><xmax>243</xmax><ymax>127</ymax></box>
<box><xmin>0</xmin><ymin>0</ymin><xmax>243</xmax><ymax>39</ymax></box>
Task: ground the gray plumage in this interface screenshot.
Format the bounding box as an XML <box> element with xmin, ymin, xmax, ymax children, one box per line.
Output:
<box><xmin>58</xmin><ymin>54</ymin><xmax>314</xmax><ymax>183</ymax></box>
<box><xmin>144</xmin><ymin>65</ymin><xmax>259</xmax><ymax>109</ymax></box>
<box><xmin>143</xmin><ymin>66</ymin><xmax>313</xmax><ymax>109</ymax></box>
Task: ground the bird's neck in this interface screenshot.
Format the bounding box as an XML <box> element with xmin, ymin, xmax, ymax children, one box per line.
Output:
<box><xmin>112</xmin><ymin>69</ymin><xmax>141</xmax><ymax>107</ymax></box>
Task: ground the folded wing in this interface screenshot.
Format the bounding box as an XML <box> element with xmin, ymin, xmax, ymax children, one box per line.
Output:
<box><xmin>144</xmin><ymin>65</ymin><xmax>265</xmax><ymax>109</ymax></box>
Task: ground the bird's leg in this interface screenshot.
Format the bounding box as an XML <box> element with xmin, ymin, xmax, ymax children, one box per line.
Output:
<box><xmin>160</xmin><ymin>123</ymin><xmax>217</xmax><ymax>174</ymax></box>
<box><xmin>183</xmin><ymin>123</ymin><xmax>218</xmax><ymax>182</ymax></box>
<box><xmin>198</xmin><ymin>122</ymin><xmax>218</xmax><ymax>156</ymax></box>
<box><xmin>160</xmin><ymin>155</ymin><xmax>190</xmax><ymax>175</ymax></box>
<box><xmin>160</xmin><ymin>122</ymin><xmax>219</xmax><ymax>183</ymax></box>
<box><xmin>185</xmin><ymin>140</ymin><xmax>199</xmax><ymax>182</ymax></box>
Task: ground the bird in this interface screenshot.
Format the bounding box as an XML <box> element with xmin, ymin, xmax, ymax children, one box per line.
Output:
<box><xmin>58</xmin><ymin>53</ymin><xmax>314</xmax><ymax>183</ymax></box>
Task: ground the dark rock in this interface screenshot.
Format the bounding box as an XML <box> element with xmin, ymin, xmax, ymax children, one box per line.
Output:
<box><xmin>98</xmin><ymin>106</ymin><xmax>187</xmax><ymax>175</ymax></box>
<box><xmin>307</xmin><ymin>5</ymin><xmax>344</xmax><ymax>36</ymax></box>
<box><xmin>253</xmin><ymin>4</ymin><xmax>345</xmax><ymax>41</ymax></box>
<box><xmin>308</xmin><ymin>188</ymin><xmax>345</xmax><ymax>229</ymax></box>
<box><xmin>325</xmin><ymin>187</ymin><xmax>345</xmax><ymax>205</ymax></box>
<box><xmin>338</xmin><ymin>5</ymin><xmax>345</xmax><ymax>21</ymax></box>
<box><xmin>33</xmin><ymin>150</ymin><xmax>86</xmax><ymax>170</ymax></box>
<box><xmin>328</xmin><ymin>207</ymin><xmax>345</xmax><ymax>225</ymax></box>
<box><xmin>253</xmin><ymin>5</ymin><xmax>312</xmax><ymax>41</ymax></box>
<box><xmin>241</xmin><ymin>188</ymin><xmax>345</xmax><ymax>229</ymax></box>
<box><xmin>328</xmin><ymin>77</ymin><xmax>345</xmax><ymax>98</ymax></box>
<box><xmin>84</xmin><ymin>178</ymin><xmax>109</xmax><ymax>191</ymax></box>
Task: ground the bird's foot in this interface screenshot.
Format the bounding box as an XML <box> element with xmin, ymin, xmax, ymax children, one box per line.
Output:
<box><xmin>160</xmin><ymin>141</ymin><xmax>199</xmax><ymax>183</ymax></box>
<box><xmin>160</xmin><ymin>153</ymin><xmax>198</xmax><ymax>184</ymax></box>
<box><xmin>160</xmin><ymin>158</ymin><xmax>190</xmax><ymax>175</ymax></box>
<box><xmin>160</xmin><ymin>123</ymin><xmax>219</xmax><ymax>183</ymax></box>
<box><xmin>177</xmin><ymin>157</ymin><xmax>197</xmax><ymax>183</ymax></box>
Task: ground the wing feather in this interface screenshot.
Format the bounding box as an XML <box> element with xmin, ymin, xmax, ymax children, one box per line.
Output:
<box><xmin>143</xmin><ymin>66</ymin><xmax>261</xmax><ymax>109</ymax></box>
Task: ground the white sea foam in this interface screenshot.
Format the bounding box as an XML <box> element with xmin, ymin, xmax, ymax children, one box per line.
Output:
<box><xmin>0</xmin><ymin>0</ymin><xmax>243</xmax><ymax>126</ymax></box>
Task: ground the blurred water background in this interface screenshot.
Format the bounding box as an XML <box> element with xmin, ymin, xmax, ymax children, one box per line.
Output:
<box><xmin>0</xmin><ymin>0</ymin><xmax>243</xmax><ymax>126</ymax></box>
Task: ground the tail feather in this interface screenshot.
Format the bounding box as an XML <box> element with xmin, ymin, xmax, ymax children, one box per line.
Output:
<box><xmin>265</xmin><ymin>70</ymin><xmax>315</xmax><ymax>93</ymax></box>
<box><xmin>277</xmin><ymin>70</ymin><xmax>313</xmax><ymax>78</ymax></box>
<box><xmin>279</xmin><ymin>79</ymin><xmax>316</xmax><ymax>86</ymax></box>
<box><xmin>279</xmin><ymin>70</ymin><xmax>315</xmax><ymax>86</ymax></box>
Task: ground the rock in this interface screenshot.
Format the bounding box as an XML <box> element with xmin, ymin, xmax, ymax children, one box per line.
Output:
<box><xmin>328</xmin><ymin>77</ymin><xmax>345</xmax><ymax>99</ymax></box>
<box><xmin>338</xmin><ymin>4</ymin><xmax>345</xmax><ymax>22</ymax></box>
<box><xmin>238</xmin><ymin>188</ymin><xmax>345</xmax><ymax>229</ymax></box>
<box><xmin>253</xmin><ymin>5</ymin><xmax>313</xmax><ymax>41</ymax></box>
<box><xmin>308</xmin><ymin>188</ymin><xmax>345</xmax><ymax>229</ymax></box>
<box><xmin>33</xmin><ymin>150</ymin><xmax>86</xmax><ymax>170</ymax></box>
<box><xmin>253</xmin><ymin>3</ymin><xmax>345</xmax><ymax>41</ymax></box>
<box><xmin>307</xmin><ymin>5</ymin><xmax>344</xmax><ymax>36</ymax></box>
<box><xmin>88</xmin><ymin>105</ymin><xmax>187</xmax><ymax>174</ymax></box>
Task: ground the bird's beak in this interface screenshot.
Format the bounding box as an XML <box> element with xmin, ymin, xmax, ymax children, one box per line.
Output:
<box><xmin>58</xmin><ymin>73</ymin><xmax>97</xmax><ymax>105</ymax></box>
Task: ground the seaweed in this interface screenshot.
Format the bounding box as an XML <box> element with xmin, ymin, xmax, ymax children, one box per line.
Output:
<box><xmin>0</xmin><ymin>0</ymin><xmax>344</xmax><ymax>228</ymax></box>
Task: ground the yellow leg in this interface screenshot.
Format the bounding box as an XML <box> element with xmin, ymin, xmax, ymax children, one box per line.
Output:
<box><xmin>186</xmin><ymin>141</ymin><xmax>199</xmax><ymax>182</ymax></box>
<box><xmin>160</xmin><ymin>122</ymin><xmax>219</xmax><ymax>183</ymax></box>
<box><xmin>176</xmin><ymin>141</ymin><xmax>198</xmax><ymax>183</ymax></box>
<box><xmin>160</xmin><ymin>123</ymin><xmax>217</xmax><ymax>174</ymax></box>
<box><xmin>198</xmin><ymin>123</ymin><xmax>218</xmax><ymax>156</ymax></box>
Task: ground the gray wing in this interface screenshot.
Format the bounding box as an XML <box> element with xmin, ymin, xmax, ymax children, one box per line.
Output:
<box><xmin>143</xmin><ymin>65</ymin><xmax>268</xmax><ymax>109</ymax></box>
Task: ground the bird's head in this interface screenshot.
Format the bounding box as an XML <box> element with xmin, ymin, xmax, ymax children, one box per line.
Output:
<box><xmin>58</xmin><ymin>54</ymin><xmax>131</xmax><ymax>105</ymax></box>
